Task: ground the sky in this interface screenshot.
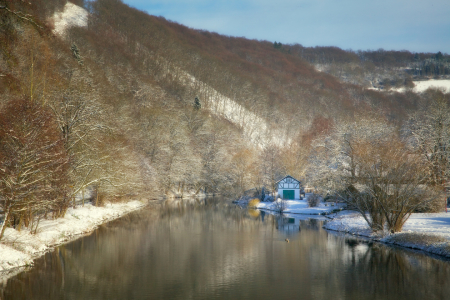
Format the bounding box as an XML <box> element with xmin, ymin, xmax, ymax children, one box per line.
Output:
<box><xmin>122</xmin><ymin>0</ymin><xmax>450</xmax><ymax>54</ymax></box>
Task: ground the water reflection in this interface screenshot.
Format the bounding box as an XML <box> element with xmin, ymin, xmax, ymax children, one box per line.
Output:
<box><xmin>274</xmin><ymin>216</ymin><xmax>301</xmax><ymax>235</ymax></box>
<box><xmin>1</xmin><ymin>199</ymin><xmax>450</xmax><ymax>300</ymax></box>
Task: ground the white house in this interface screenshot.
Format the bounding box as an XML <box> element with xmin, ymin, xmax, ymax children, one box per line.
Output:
<box><xmin>276</xmin><ymin>175</ymin><xmax>302</xmax><ymax>200</ymax></box>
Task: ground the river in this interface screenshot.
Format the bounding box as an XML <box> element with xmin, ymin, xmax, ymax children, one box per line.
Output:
<box><xmin>2</xmin><ymin>199</ymin><xmax>450</xmax><ymax>300</ymax></box>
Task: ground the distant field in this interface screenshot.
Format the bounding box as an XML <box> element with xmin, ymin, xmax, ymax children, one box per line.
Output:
<box><xmin>412</xmin><ymin>79</ymin><xmax>450</xmax><ymax>92</ymax></box>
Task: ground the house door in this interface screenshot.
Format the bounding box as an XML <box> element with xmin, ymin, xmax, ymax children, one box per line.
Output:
<box><xmin>283</xmin><ymin>190</ymin><xmax>295</xmax><ymax>200</ymax></box>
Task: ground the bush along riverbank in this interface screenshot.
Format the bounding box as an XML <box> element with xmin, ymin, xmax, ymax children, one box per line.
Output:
<box><xmin>324</xmin><ymin>210</ymin><xmax>450</xmax><ymax>258</ymax></box>
<box><xmin>0</xmin><ymin>200</ymin><xmax>146</xmax><ymax>280</ymax></box>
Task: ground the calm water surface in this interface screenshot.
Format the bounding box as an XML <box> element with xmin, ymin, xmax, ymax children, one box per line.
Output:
<box><xmin>2</xmin><ymin>199</ymin><xmax>450</xmax><ymax>300</ymax></box>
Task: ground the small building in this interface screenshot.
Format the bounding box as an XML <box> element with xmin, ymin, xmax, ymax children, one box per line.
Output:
<box><xmin>276</xmin><ymin>175</ymin><xmax>302</xmax><ymax>200</ymax></box>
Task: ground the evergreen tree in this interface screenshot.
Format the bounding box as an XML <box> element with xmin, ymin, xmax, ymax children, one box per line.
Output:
<box><xmin>194</xmin><ymin>97</ymin><xmax>201</xmax><ymax>110</ymax></box>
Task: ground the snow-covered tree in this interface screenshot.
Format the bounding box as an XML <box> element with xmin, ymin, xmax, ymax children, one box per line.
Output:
<box><xmin>310</xmin><ymin>115</ymin><xmax>441</xmax><ymax>232</ymax></box>
<box><xmin>0</xmin><ymin>99</ymin><xmax>68</xmax><ymax>239</ymax></box>
<box><xmin>405</xmin><ymin>88</ymin><xmax>450</xmax><ymax>195</ymax></box>
<box><xmin>309</xmin><ymin>115</ymin><xmax>395</xmax><ymax>193</ymax></box>
<box><xmin>49</xmin><ymin>82</ymin><xmax>111</xmax><ymax>206</ymax></box>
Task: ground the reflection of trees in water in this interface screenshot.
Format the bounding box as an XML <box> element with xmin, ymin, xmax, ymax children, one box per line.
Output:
<box><xmin>345</xmin><ymin>238</ymin><xmax>361</xmax><ymax>248</ymax></box>
<box><xmin>1</xmin><ymin>207</ymin><xmax>162</xmax><ymax>300</ymax></box>
<box><xmin>342</xmin><ymin>244</ymin><xmax>450</xmax><ymax>299</ymax></box>
<box><xmin>3</xmin><ymin>202</ymin><xmax>450</xmax><ymax>300</ymax></box>
<box><xmin>302</xmin><ymin>218</ymin><xmax>322</xmax><ymax>230</ymax></box>
<box><xmin>1</xmin><ymin>250</ymin><xmax>65</xmax><ymax>299</ymax></box>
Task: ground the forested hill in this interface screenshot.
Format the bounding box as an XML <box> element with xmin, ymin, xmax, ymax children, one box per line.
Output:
<box><xmin>293</xmin><ymin>46</ymin><xmax>450</xmax><ymax>89</ymax></box>
<box><xmin>0</xmin><ymin>0</ymin><xmax>448</xmax><ymax>212</ymax></box>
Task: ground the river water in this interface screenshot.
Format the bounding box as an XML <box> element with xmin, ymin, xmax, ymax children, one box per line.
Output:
<box><xmin>2</xmin><ymin>199</ymin><xmax>450</xmax><ymax>300</ymax></box>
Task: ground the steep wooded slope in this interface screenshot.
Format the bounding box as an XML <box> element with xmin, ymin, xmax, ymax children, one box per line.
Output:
<box><xmin>0</xmin><ymin>0</ymin><xmax>431</xmax><ymax>200</ymax></box>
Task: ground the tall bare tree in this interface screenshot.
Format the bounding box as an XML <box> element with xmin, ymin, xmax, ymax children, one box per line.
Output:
<box><xmin>0</xmin><ymin>99</ymin><xmax>68</xmax><ymax>239</ymax></box>
<box><xmin>405</xmin><ymin>88</ymin><xmax>450</xmax><ymax>200</ymax></box>
<box><xmin>49</xmin><ymin>80</ymin><xmax>111</xmax><ymax>204</ymax></box>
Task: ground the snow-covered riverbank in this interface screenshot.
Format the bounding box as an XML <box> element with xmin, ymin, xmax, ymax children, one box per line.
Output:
<box><xmin>324</xmin><ymin>211</ymin><xmax>450</xmax><ymax>258</ymax></box>
<box><xmin>0</xmin><ymin>200</ymin><xmax>146</xmax><ymax>279</ymax></box>
<box><xmin>256</xmin><ymin>199</ymin><xmax>345</xmax><ymax>215</ymax></box>
<box><xmin>252</xmin><ymin>198</ymin><xmax>450</xmax><ymax>258</ymax></box>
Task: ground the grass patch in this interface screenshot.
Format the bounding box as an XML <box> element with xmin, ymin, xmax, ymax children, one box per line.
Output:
<box><xmin>388</xmin><ymin>232</ymin><xmax>450</xmax><ymax>250</ymax></box>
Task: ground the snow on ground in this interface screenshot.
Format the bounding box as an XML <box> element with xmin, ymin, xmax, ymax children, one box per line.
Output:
<box><xmin>410</xmin><ymin>79</ymin><xmax>450</xmax><ymax>93</ymax></box>
<box><xmin>324</xmin><ymin>211</ymin><xmax>450</xmax><ymax>258</ymax></box>
<box><xmin>256</xmin><ymin>199</ymin><xmax>345</xmax><ymax>215</ymax></box>
<box><xmin>253</xmin><ymin>197</ymin><xmax>450</xmax><ymax>257</ymax></box>
<box><xmin>0</xmin><ymin>200</ymin><xmax>145</xmax><ymax>278</ymax></box>
<box><xmin>323</xmin><ymin>211</ymin><xmax>373</xmax><ymax>237</ymax></box>
<box><xmin>371</xmin><ymin>79</ymin><xmax>450</xmax><ymax>93</ymax></box>
<box><xmin>52</xmin><ymin>2</ymin><xmax>88</xmax><ymax>35</ymax></box>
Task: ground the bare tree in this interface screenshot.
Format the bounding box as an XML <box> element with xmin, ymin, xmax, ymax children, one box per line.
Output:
<box><xmin>0</xmin><ymin>99</ymin><xmax>68</xmax><ymax>239</ymax></box>
<box><xmin>273</xmin><ymin>198</ymin><xmax>288</xmax><ymax>213</ymax></box>
<box><xmin>230</xmin><ymin>147</ymin><xmax>258</xmax><ymax>194</ymax></box>
<box><xmin>309</xmin><ymin>115</ymin><xmax>395</xmax><ymax>193</ymax></box>
<box><xmin>49</xmin><ymin>82</ymin><xmax>111</xmax><ymax>206</ymax></box>
<box><xmin>195</xmin><ymin>119</ymin><xmax>234</xmax><ymax>195</ymax></box>
<box><xmin>307</xmin><ymin>193</ymin><xmax>321</xmax><ymax>207</ymax></box>
<box><xmin>311</xmin><ymin>116</ymin><xmax>441</xmax><ymax>233</ymax></box>
<box><xmin>259</xmin><ymin>145</ymin><xmax>285</xmax><ymax>194</ymax></box>
<box><xmin>405</xmin><ymin>88</ymin><xmax>450</xmax><ymax>203</ymax></box>
<box><xmin>343</xmin><ymin>137</ymin><xmax>441</xmax><ymax>232</ymax></box>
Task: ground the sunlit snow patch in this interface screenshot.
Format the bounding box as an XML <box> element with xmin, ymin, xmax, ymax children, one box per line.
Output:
<box><xmin>52</xmin><ymin>2</ymin><xmax>88</xmax><ymax>35</ymax></box>
<box><xmin>372</xmin><ymin>79</ymin><xmax>450</xmax><ymax>93</ymax></box>
<box><xmin>410</xmin><ymin>79</ymin><xmax>450</xmax><ymax>93</ymax></box>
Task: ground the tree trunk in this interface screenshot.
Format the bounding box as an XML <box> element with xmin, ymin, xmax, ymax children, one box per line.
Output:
<box><xmin>0</xmin><ymin>209</ymin><xmax>10</xmax><ymax>241</ymax></box>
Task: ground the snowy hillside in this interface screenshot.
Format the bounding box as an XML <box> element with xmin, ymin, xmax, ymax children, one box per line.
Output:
<box><xmin>50</xmin><ymin>2</ymin><xmax>289</xmax><ymax>146</ymax></box>
<box><xmin>157</xmin><ymin>60</ymin><xmax>290</xmax><ymax>146</ymax></box>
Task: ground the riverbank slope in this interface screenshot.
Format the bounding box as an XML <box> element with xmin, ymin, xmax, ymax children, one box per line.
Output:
<box><xmin>0</xmin><ymin>200</ymin><xmax>146</xmax><ymax>279</ymax></box>
<box><xmin>324</xmin><ymin>211</ymin><xmax>450</xmax><ymax>258</ymax></box>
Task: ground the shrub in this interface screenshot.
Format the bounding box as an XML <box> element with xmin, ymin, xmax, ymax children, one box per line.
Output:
<box><xmin>248</xmin><ymin>198</ymin><xmax>260</xmax><ymax>208</ymax></box>
<box><xmin>413</xmin><ymin>196</ymin><xmax>444</xmax><ymax>213</ymax></box>
<box><xmin>323</xmin><ymin>194</ymin><xmax>336</xmax><ymax>202</ymax></box>
<box><xmin>307</xmin><ymin>193</ymin><xmax>321</xmax><ymax>207</ymax></box>
<box><xmin>264</xmin><ymin>194</ymin><xmax>274</xmax><ymax>202</ymax></box>
<box><xmin>273</xmin><ymin>198</ymin><xmax>288</xmax><ymax>213</ymax></box>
